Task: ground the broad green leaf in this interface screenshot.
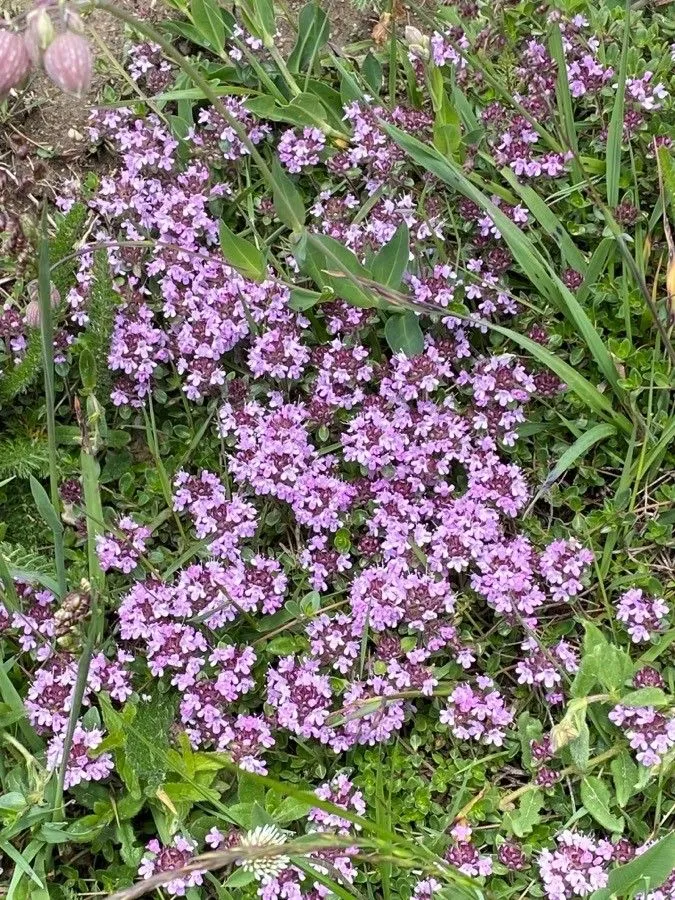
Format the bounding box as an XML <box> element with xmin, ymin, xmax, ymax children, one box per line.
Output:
<box><xmin>619</xmin><ymin>687</ymin><xmax>671</xmax><ymax>708</ymax></box>
<box><xmin>302</xmin><ymin>234</ymin><xmax>380</xmax><ymax>308</ymax></box>
<box><xmin>238</xmin><ymin>0</ymin><xmax>275</xmax><ymax>42</ymax></box>
<box><xmin>219</xmin><ymin>222</ymin><xmax>267</xmax><ymax>281</ymax></box>
<box><xmin>384</xmin><ymin>313</ymin><xmax>425</xmax><ymax>357</ymax></box>
<box><xmin>371</xmin><ymin>224</ymin><xmax>410</xmax><ymax>288</ymax></box>
<box><xmin>362</xmin><ymin>51</ymin><xmax>383</xmax><ymax>95</ymax></box>
<box><xmin>596</xmin><ymin>645</ymin><xmax>633</xmax><ymax>693</ymax></box>
<box><xmin>79</xmin><ymin>347</ymin><xmax>97</xmax><ymax>393</ymax></box>
<box><xmin>29</xmin><ymin>476</ymin><xmax>63</xmax><ymax>536</ymax></box>
<box><xmin>289</xmin><ymin>286</ymin><xmax>325</xmax><ymax>310</ymax></box>
<box><xmin>125</xmin><ymin>690</ymin><xmax>177</xmax><ymax>791</ymax></box>
<box><xmin>190</xmin><ymin>0</ymin><xmax>225</xmax><ymax>54</ymax></box>
<box><xmin>271</xmin><ymin>157</ymin><xmax>306</xmax><ymax>233</ymax></box>
<box><xmin>611</xmin><ymin>751</ymin><xmax>638</xmax><ymax>808</ymax></box>
<box><xmin>505</xmin><ymin>789</ymin><xmax>543</xmax><ymax>837</ymax></box>
<box><xmin>568</xmin><ymin>721</ymin><xmax>590</xmax><ymax>771</ymax></box>
<box><xmin>591</xmin><ymin>832</ymin><xmax>675</xmax><ymax>900</ymax></box>
<box><xmin>381</xmin><ymin>122</ymin><xmax>630</xmax><ymax>409</ymax></box>
<box><xmin>288</xmin><ymin>3</ymin><xmax>329</xmax><ymax>72</ymax></box>
<box><xmin>246</xmin><ymin>94</ymin><xmax>332</xmax><ymax>130</ymax></box>
<box><xmin>581</xmin><ymin>776</ymin><xmax>623</xmax><ymax>833</ymax></box>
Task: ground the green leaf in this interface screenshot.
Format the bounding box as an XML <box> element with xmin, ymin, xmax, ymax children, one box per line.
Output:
<box><xmin>0</xmin><ymin>838</ymin><xmax>44</xmax><ymax>888</ymax></box>
<box><xmin>580</xmin><ymin>776</ymin><xmax>623</xmax><ymax>833</ymax></box>
<box><xmin>384</xmin><ymin>313</ymin><xmax>424</xmax><ymax>357</ymax></box>
<box><xmin>505</xmin><ymin>789</ymin><xmax>543</xmax><ymax>837</ymax></box>
<box><xmin>270</xmin><ymin>157</ymin><xmax>306</xmax><ymax>233</ymax></box>
<box><xmin>371</xmin><ymin>223</ymin><xmax>410</xmax><ymax>288</ymax></box>
<box><xmin>591</xmin><ymin>833</ymin><xmax>675</xmax><ymax>900</ymax></box>
<box><xmin>246</xmin><ymin>94</ymin><xmax>333</xmax><ymax>129</ymax></box>
<box><xmin>288</xmin><ymin>287</ymin><xmax>325</xmax><ymax>310</ymax></box>
<box><xmin>288</xmin><ymin>3</ymin><xmax>329</xmax><ymax>72</ymax></box>
<box><xmin>224</xmin><ymin>868</ymin><xmax>257</xmax><ymax>888</ymax></box>
<box><xmin>611</xmin><ymin>751</ymin><xmax>638</xmax><ymax>808</ymax></box>
<box><xmin>79</xmin><ymin>347</ymin><xmax>97</xmax><ymax>394</ymax></box>
<box><xmin>568</xmin><ymin>721</ymin><xmax>590</xmax><ymax>771</ymax></box>
<box><xmin>190</xmin><ymin>0</ymin><xmax>225</xmax><ymax>54</ymax></box>
<box><xmin>531</xmin><ymin>424</ymin><xmax>616</xmax><ymax>505</ymax></box>
<box><xmin>362</xmin><ymin>51</ymin><xmax>382</xmax><ymax>95</ymax></box>
<box><xmin>606</xmin><ymin>1</ymin><xmax>631</xmax><ymax>207</ymax></box>
<box><xmin>619</xmin><ymin>688</ymin><xmax>671</xmax><ymax>708</ymax></box>
<box><xmin>596</xmin><ymin>645</ymin><xmax>633</xmax><ymax>693</ymax></box>
<box><xmin>125</xmin><ymin>689</ymin><xmax>177</xmax><ymax>791</ymax></box>
<box><xmin>303</xmin><ymin>233</ymin><xmax>380</xmax><ymax>308</ymax></box>
<box><xmin>219</xmin><ymin>222</ymin><xmax>267</xmax><ymax>281</ymax></box>
<box><xmin>481</xmin><ymin>321</ymin><xmax>630</xmax><ymax>432</ymax></box>
<box><xmin>500</xmin><ymin>168</ymin><xmax>586</xmax><ymax>273</ymax></box>
<box><xmin>29</xmin><ymin>476</ymin><xmax>63</xmax><ymax>537</ymax></box>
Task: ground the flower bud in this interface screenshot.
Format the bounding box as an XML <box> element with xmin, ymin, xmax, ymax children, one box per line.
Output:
<box><xmin>403</xmin><ymin>26</ymin><xmax>430</xmax><ymax>60</ymax></box>
<box><xmin>44</xmin><ymin>31</ymin><xmax>93</xmax><ymax>98</ymax></box>
<box><xmin>0</xmin><ymin>30</ymin><xmax>32</xmax><ymax>99</ymax></box>
<box><xmin>24</xmin><ymin>8</ymin><xmax>55</xmax><ymax>67</ymax></box>
<box><xmin>25</xmin><ymin>299</ymin><xmax>41</xmax><ymax>328</ymax></box>
<box><xmin>27</xmin><ymin>278</ymin><xmax>60</xmax><ymax>308</ymax></box>
<box><xmin>62</xmin><ymin>6</ymin><xmax>85</xmax><ymax>35</ymax></box>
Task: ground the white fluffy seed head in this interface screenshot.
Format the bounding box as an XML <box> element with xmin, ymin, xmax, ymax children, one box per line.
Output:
<box><xmin>0</xmin><ymin>30</ymin><xmax>32</xmax><ymax>99</ymax></box>
<box><xmin>43</xmin><ymin>31</ymin><xmax>93</xmax><ymax>98</ymax></box>
<box><xmin>236</xmin><ymin>825</ymin><xmax>290</xmax><ymax>883</ymax></box>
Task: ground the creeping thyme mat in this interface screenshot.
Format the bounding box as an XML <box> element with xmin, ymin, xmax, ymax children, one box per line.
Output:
<box><xmin>0</xmin><ymin>0</ymin><xmax>674</xmax><ymax>898</ymax></box>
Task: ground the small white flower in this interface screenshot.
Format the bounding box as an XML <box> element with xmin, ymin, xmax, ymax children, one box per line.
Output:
<box><xmin>236</xmin><ymin>824</ymin><xmax>290</xmax><ymax>883</ymax></box>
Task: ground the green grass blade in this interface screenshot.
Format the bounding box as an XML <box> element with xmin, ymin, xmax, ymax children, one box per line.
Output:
<box><xmin>380</xmin><ymin>123</ymin><xmax>629</xmax><ymax>406</ymax></box>
<box><xmin>606</xmin><ymin>0</ymin><xmax>631</xmax><ymax>207</ymax></box>
<box><xmin>500</xmin><ymin>167</ymin><xmax>586</xmax><ymax>272</ymax></box>
<box><xmin>577</xmin><ymin>238</ymin><xmax>614</xmax><ymax>304</ymax></box>
<box><xmin>548</xmin><ymin>22</ymin><xmax>582</xmax><ymax>183</ymax></box>
<box><xmin>528</xmin><ymin>424</ymin><xmax>616</xmax><ymax>511</ymax></box>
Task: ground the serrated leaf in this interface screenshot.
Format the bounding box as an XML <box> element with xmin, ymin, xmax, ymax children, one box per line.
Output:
<box><xmin>384</xmin><ymin>313</ymin><xmax>424</xmax><ymax>357</ymax></box>
<box><xmin>506</xmin><ymin>789</ymin><xmax>543</xmax><ymax>837</ymax></box>
<box><xmin>219</xmin><ymin>222</ymin><xmax>267</xmax><ymax>281</ymax></box>
<box><xmin>581</xmin><ymin>776</ymin><xmax>623</xmax><ymax>833</ymax></box>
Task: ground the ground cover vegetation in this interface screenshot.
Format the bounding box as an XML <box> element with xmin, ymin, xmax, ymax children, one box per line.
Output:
<box><xmin>0</xmin><ymin>0</ymin><xmax>674</xmax><ymax>897</ymax></box>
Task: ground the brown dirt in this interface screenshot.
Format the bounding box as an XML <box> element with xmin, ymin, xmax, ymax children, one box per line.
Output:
<box><xmin>1</xmin><ymin>0</ymin><xmax>159</xmax><ymax>212</ymax></box>
<box><xmin>1</xmin><ymin>0</ymin><xmax>375</xmax><ymax>220</ymax></box>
